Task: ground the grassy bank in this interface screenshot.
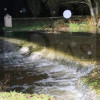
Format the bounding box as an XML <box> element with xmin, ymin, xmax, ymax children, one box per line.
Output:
<box><xmin>4</xmin><ymin>18</ymin><xmax>95</xmax><ymax>32</ymax></box>
<box><xmin>0</xmin><ymin>91</ymin><xmax>55</xmax><ymax>100</ymax></box>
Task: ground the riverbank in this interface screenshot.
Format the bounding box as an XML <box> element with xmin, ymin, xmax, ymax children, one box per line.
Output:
<box><xmin>3</xmin><ymin>18</ymin><xmax>96</xmax><ymax>33</ymax></box>
<box><xmin>81</xmin><ymin>69</ymin><xmax>100</xmax><ymax>95</ymax></box>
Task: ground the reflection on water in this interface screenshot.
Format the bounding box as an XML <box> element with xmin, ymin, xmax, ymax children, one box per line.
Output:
<box><xmin>0</xmin><ymin>30</ymin><xmax>100</xmax><ymax>100</ymax></box>
<box><xmin>2</xmin><ymin>31</ymin><xmax>98</xmax><ymax>60</ymax></box>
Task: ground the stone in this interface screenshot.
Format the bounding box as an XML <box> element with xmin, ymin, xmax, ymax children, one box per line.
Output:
<box><xmin>4</xmin><ymin>14</ymin><xmax>12</xmax><ymax>27</ymax></box>
<box><xmin>19</xmin><ymin>47</ymin><xmax>29</xmax><ymax>54</ymax></box>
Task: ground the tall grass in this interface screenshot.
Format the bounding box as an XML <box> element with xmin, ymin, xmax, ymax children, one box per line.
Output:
<box><xmin>68</xmin><ymin>17</ymin><xmax>95</xmax><ymax>32</ymax></box>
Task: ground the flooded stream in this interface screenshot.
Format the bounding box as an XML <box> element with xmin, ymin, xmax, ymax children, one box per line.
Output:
<box><xmin>0</xmin><ymin>30</ymin><xmax>99</xmax><ymax>100</ymax></box>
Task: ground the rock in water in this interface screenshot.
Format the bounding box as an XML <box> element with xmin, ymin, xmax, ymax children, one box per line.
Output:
<box><xmin>19</xmin><ymin>47</ymin><xmax>29</xmax><ymax>54</ymax></box>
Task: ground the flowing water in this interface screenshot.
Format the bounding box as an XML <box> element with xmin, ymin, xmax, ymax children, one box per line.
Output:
<box><xmin>0</xmin><ymin>31</ymin><xmax>99</xmax><ymax>100</ymax></box>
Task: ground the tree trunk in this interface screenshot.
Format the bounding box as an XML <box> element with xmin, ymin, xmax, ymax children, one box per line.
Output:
<box><xmin>97</xmin><ymin>18</ymin><xmax>100</xmax><ymax>27</ymax></box>
<box><xmin>95</xmin><ymin>0</ymin><xmax>99</xmax><ymax>16</ymax></box>
<box><xmin>95</xmin><ymin>0</ymin><xmax>100</xmax><ymax>27</ymax></box>
<box><xmin>87</xmin><ymin>0</ymin><xmax>97</xmax><ymax>25</ymax></box>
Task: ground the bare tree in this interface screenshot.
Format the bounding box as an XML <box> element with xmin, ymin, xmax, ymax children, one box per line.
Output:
<box><xmin>85</xmin><ymin>0</ymin><xmax>97</xmax><ymax>25</ymax></box>
<box><xmin>94</xmin><ymin>0</ymin><xmax>100</xmax><ymax>26</ymax></box>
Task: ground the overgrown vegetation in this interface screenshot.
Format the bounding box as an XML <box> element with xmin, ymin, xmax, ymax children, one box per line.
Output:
<box><xmin>82</xmin><ymin>70</ymin><xmax>100</xmax><ymax>95</ymax></box>
<box><xmin>0</xmin><ymin>91</ymin><xmax>55</xmax><ymax>100</ymax></box>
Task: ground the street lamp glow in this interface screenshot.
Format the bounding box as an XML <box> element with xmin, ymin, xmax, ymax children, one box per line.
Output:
<box><xmin>63</xmin><ymin>10</ymin><xmax>72</xmax><ymax>19</ymax></box>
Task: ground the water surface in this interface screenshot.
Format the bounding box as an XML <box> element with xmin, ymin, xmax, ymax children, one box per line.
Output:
<box><xmin>0</xmin><ymin>30</ymin><xmax>99</xmax><ymax>100</ymax></box>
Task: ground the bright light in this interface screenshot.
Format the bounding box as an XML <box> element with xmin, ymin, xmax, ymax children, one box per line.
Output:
<box><xmin>63</xmin><ymin>10</ymin><xmax>72</xmax><ymax>19</ymax></box>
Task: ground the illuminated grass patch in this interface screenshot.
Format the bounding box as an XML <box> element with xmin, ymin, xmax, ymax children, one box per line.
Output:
<box><xmin>0</xmin><ymin>91</ymin><xmax>55</xmax><ymax>100</ymax></box>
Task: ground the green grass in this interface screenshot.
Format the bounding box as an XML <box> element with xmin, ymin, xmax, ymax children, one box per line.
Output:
<box><xmin>0</xmin><ymin>91</ymin><xmax>55</xmax><ymax>100</ymax></box>
<box><xmin>82</xmin><ymin>70</ymin><xmax>100</xmax><ymax>95</ymax></box>
<box><xmin>4</xmin><ymin>20</ymin><xmax>51</xmax><ymax>31</ymax></box>
<box><xmin>3</xmin><ymin>19</ymin><xmax>95</xmax><ymax>32</ymax></box>
<box><xmin>4</xmin><ymin>25</ymin><xmax>47</xmax><ymax>32</ymax></box>
<box><xmin>69</xmin><ymin>23</ymin><xmax>80</xmax><ymax>32</ymax></box>
<box><xmin>69</xmin><ymin>22</ymin><xmax>94</xmax><ymax>32</ymax></box>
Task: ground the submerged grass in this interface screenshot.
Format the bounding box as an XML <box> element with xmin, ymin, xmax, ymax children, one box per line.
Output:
<box><xmin>0</xmin><ymin>91</ymin><xmax>55</xmax><ymax>100</ymax></box>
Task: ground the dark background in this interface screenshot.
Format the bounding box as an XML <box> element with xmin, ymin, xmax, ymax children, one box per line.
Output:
<box><xmin>0</xmin><ymin>0</ymin><xmax>90</xmax><ymax>18</ymax></box>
